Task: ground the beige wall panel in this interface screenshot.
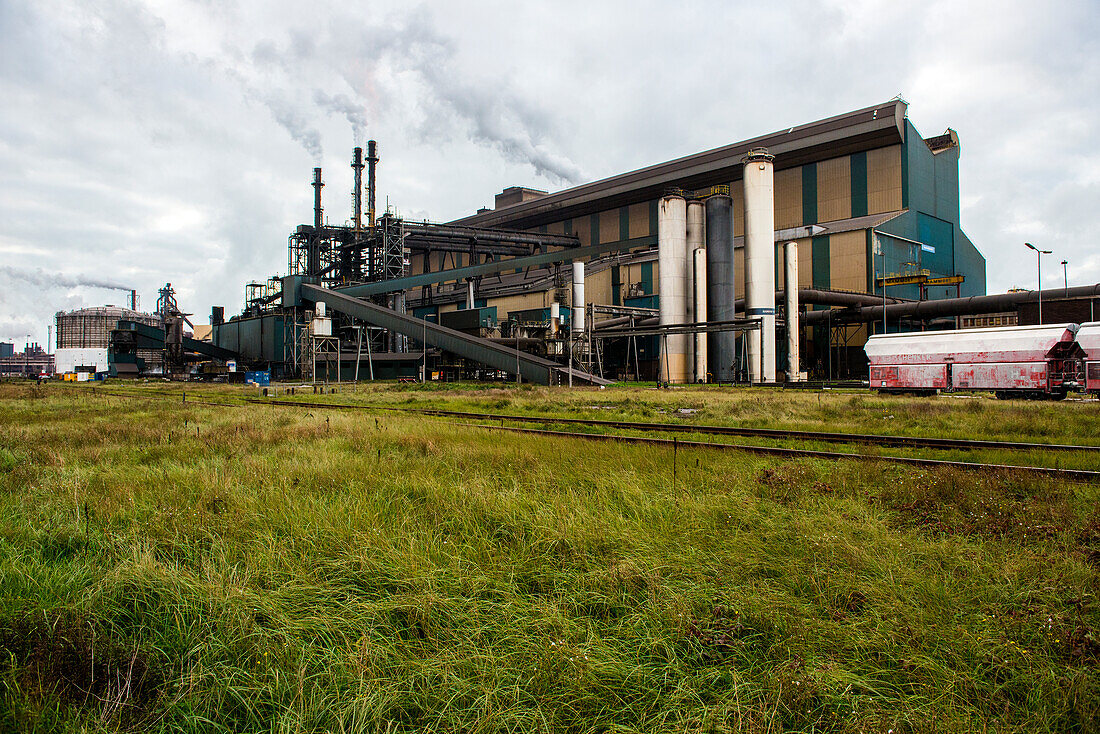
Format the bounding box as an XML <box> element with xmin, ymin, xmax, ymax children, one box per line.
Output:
<box><xmin>628</xmin><ymin>202</ymin><xmax>650</xmax><ymax>239</ymax></box>
<box><xmin>817</xmin><ymin>156</ymin><xmax>851</xmax><ymax>223</ymax></box>
<box><xmin>798</xmin><ymin>237</ymin><xmax>813</xmax><ymax>289</ymax></box>
<box><xmin>545</xmin><ymin>220</ymin><xmax>565</xmax><ymax>235</ymax></box>
<box><xmin>828</xmin><ymin>230</ymin><xmax>867</xmax><ymax>292</ymax></box>
<box><xmin>586</xmin><ymin>267</ymin><xmax>612</xmax><ymax>305</ymax></box>
<box><xmin>867</xmin><ymin>144</ymin><xmax>903</xmax><ymax>214</ymax></box>
<box><xmin>774</xmin><ymin>167</ymin><xmax>803</xmax><ymax>229</ymax></box>
<box><xmin>599</xmin><ymin>210</ymin><xmax>619</xmax><ymax>244</ymax></box>
<box><xmin>730</xmin><ymin>180</ymin><xmax>745</xmax><ymax>238</ymax></box>
<box><xmin>776</xmin><ymin>237</ymin><xmax>811</xmax><ymax>290</ymax></box>
<box><xmin>574</xmin><ymin>220</ymin><xmax>591</xmax><ymax>246</ymax></box>
<box><xmin>491</xmin><ymin>292</ymin><xmax>549</xmax><ymax>317</ymax></box>
<box><xmin>439</xmin><ymin>302</ymin><xmax>459</xmax><ymax>314</ymax></box>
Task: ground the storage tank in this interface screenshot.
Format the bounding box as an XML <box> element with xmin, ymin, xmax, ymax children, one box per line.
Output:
<box><xmin>572</xmin><ymin>261</ymin><xmax>585</xmax><ymax>334</ymax></box>
<box><xmin>742</xmin><ymin>148</ymin><xmax>776</xmax><ymax>382</ymax></box>
<box><xmin>693</xmin><ymin>247</ymin><xmax>708</xmax><ymax>383</ymax></box>
<box><xmin>686</xmin><ymin>200</ymin><xmax>704</xmax><ymax>381</ymax></box>
<box><xmin>784</xmin><ymin>241</ymin><xmax>800</xmax><ymax>381</ymax></box>
<box><xmin>705</xmin><ymin>195</ymin><xmax>735</xmax><ymax>381</ymax></box>
<box><xmin>658</xmin><ymin>195</ymin><xmax>688</xmax><ymax>382</ymax></box>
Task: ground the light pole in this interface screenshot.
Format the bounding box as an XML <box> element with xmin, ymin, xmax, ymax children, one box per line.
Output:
<box><xmin>1025</xmin><ymin>242</ymin><xmax>1052</xmax><ymax>324</ymax></box>
<box><xmin>1061</xmin><ymin>259</ymin><xmax>1068</xmax><ymax>296</ymax></box>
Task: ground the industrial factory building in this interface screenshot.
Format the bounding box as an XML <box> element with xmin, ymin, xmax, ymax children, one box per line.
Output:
<box><xmin>438</xmin><ymin>98</ymin><xmax>985</xmax><ymax>380</ymax></box>
<box><xmin>211</xmin><ymin>98</ymin><xmax>997</xmax><ymax>384</ymax></box>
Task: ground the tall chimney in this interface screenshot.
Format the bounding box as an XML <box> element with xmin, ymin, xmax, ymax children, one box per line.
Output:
<box><xmin>129</xmin><ymin>289</ymin><xmax>137</xmax><ymax>311</ymax></box>
<box><xmin>366</xmin><ymin>140</ymin><xmax>379</xmax><ymax>229</ymax></box>
<box><xmin>351</xmin><ymin>147</ymin><xmax>364</xmax><ymax>232</ymax></box>
<box><xmin>312</xmin><ymin>167</ymin><xmax>324</xmax><ymax>230</ymax></box>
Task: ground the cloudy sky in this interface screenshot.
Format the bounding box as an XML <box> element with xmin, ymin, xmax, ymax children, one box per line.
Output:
<box><xmin>1</xmin><ymin>0</ymin><xmax>1098</xmax><ymax>346</ymax></box>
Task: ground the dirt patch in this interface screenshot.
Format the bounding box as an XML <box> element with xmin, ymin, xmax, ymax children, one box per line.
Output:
<box><xmin>0</xmin><ymin>610</ymin><xmax>163</xmax><ymax>725</ymax></box>
<box><xmin>877</xmin><ymin>473</ymin><xmax>1077</xmax><ymax>541</ymax></box>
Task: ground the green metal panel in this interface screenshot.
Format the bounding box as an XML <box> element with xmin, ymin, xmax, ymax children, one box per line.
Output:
<box><xmin>801</xmin><ymin>164</ymin><xmax>817</xmax><ymax>224</ymax></box>
<box><xmin>811</xmin><ymin>235</ymin><xmax>830</xmax><ymax>293</ymax></box>
<box><xmin>640</xmin><ymin>262</ymin><xmax>653</xmax><ymax>295</ymax></box>
<box><xmin>901</xmin><ymin>125</ymin><xmax>909</xmax><ymax>208</ymax></box>
<box><xmin>611</xmin><ymin>266</ymin><xmax>621</xmax><ymax>306</ymax></box>
<box><xmin>850</xmin><ymin>151</ymin><xmax>868</xmax><ymax>218</ymax></box>
<box><xmin>648</xmin><ymin>200</ymin><xmax>658</xmax><ymax>236</ymax></box>
<box><xmin>563</xmin><ymin>218</ymin><xmax>573</xmax><ymax>237</ymax></box>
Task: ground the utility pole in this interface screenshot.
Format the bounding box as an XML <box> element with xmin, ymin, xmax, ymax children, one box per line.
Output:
<box><xmin>1062</xmin><ymin>260</ymin><xmax>1069</xmax><ymax>296</ymax></box>
<box><xmin>1025</xmin><ymin>242</ymin><xmax>1052</xmax><ymax>324</ymax></box>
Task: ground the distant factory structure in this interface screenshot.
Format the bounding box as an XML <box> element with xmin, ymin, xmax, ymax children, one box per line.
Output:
<box><xmin>193</xmin><ymin>98</ymin><xmax>1097</xmax><ymax>385</ymax></box>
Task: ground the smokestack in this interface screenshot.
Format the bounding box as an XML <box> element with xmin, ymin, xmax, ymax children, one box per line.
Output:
<box><xmin>352</xmin><ymin>147</ymin><xmax>364</xmax><ymax>232</ymax></box>
<box><xmin>742</xmin><ymin>148</ymin><xmax>776</xmax><ymax>383</ymax></box>
<box><xmin>366</xmin><ymin>140</ymin><xmax>379</xmax><ymax>229</ymax></box>
<box><xmin>312</xmin><ymin>167</ymin><xmax>324</xmax><ymax>230</ymax></box>
<box><xmin>129</xmin><ymin>289</ymin><xmax>137</xmax><ymax>311</ymax></box>
<box><xmin>211</xmin><ymin>306</ymin><xmax>224</xmax><ymax>327</ymax></box>
<box><xmin>785</xmin><ymin>242</ymin><xmax>800</xmax><ymax>382</ymax></box>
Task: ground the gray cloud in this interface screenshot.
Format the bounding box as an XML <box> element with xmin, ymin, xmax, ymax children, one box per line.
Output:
<box><xmin>1</xmin><ymin>0</ymin><xmax>1098</xmax><ymax>347</ymax></box>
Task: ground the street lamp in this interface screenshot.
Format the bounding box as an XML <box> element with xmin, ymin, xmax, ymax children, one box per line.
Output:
<box><xmin>1061</xmin><ymin>259</ymin><xmax>1068</xmax><ymax>296</ymax></box>
<box><xmin>1024</xmin><ymin>242</ymin><xmax>1052</xmax><ymax>324</ymax></box>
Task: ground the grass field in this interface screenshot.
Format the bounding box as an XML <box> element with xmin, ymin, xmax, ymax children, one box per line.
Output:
<box><xmin>1</xmin><ymin>381</ymin><xmax>1098</xmax><ymax>732</ymax></box>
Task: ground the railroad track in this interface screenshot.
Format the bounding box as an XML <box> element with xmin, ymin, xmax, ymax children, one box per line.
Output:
<box><xmin>81</xmin><ymin>389</ymin><xmax>1100</xmax><ymax>482</ymax></box>
<box><xmin>253</xmin><ymin>398</ymin><xmax>1100</xmax><ymax>454</ymax></box>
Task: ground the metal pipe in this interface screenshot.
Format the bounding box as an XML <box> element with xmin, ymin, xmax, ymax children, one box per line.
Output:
<box><xmin>801</xmin><ymin>283</ymin><xmax>1100</xmax><ymax>324</ymax></box>
<box><xmin>742</xmin><ymin>148</ymin><xmax>776</xmax><ymax>383</ymax></box>
<box><xmin>785</xmin><ymin>241</ymin><xmax>799</xmax><ymax>382</ymax></box>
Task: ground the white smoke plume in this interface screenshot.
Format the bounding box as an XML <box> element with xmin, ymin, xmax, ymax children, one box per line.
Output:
<box><xmin>0</xmin><ymin>266</ymin><xmax>131</xmax><ymax>293</ymax></box>
<box><xmin>313</xmin><ymin>90</ymin><xmax>368</xmax><ymax>145</ymax></box>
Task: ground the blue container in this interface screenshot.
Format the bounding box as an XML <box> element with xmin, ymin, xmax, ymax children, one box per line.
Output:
<box><xmin>245</xmin><ymin>370</ymin><xmax>270</xmax><ymax>386</ymax></box>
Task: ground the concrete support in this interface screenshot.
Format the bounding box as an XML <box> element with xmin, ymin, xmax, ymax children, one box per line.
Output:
<box><xmin>785</xmin><ymin>241</ymin><xmax>799</xmax><ymax>382</ymax></box>
<box><xmin>658</xmin><ymin>195</ymin><xmax>688</xmax><ymax>382</ymax></box>
<box><xmin>742</xmin><ymin>149</ymin><xmax>776</xmax><ymax>382</ymax></box>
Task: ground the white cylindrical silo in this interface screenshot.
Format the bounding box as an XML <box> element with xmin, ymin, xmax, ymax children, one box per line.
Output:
<box><xmin>784</xmin><ymin>241</ymin><xmax>799</xmax><ymax>382</ymax></box>
<box><xmin>693</xmin><ymin>247</ymin><xmax>708</xmax><ymax>383</ymax></box>
<box><xmin>742</xmin><ymin>148</ymin><xmax>776</xmax><ymax>383</ymax></box>
<box><xmin>550</xmin><ymin>301</ymin><xmax>560</xmax><ymax>337</ymax></box>
<box><xmin>658</xmin><ymin>195</ymin><xmax>688</xmax><ymax>383</ymax></box>
<box><xmin>686</xmin><ymin>200</ymin><xmax>704</xmax><ymax>381</ymax></box>
<box><xmin>572</xmin><ymin>261</ymin><xmax>585</xmax><ymax>334</ymax></box>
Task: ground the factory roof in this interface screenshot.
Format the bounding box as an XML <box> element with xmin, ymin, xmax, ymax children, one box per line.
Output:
<box><xmin>453</xmin><ymin>99</ymin><xmax>909</xmax><ymax>230</ymax></box>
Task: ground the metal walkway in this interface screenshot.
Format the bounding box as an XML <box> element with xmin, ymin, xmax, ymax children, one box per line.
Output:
<box><xmin>301</xmin><ymin>284</ymin><xmax>612</xmax><ymax>386</ymax></box>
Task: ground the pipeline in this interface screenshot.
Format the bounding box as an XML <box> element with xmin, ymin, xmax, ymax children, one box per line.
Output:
<box><xmin>802</xmin><ymin>284</ymin><xmax>1100</xmax><ymax>324</ymax></box>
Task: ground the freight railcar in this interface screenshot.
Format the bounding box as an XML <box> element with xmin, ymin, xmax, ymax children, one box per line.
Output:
<box><xmin>1076</xmin><ymin>321</ymin><xmax>1100</xmax><ymax>394</ymax></box>
<box><xmin>865</xmin><ymin>324</ymin><xmax>1084</xmax><ymax>399</ymax></box>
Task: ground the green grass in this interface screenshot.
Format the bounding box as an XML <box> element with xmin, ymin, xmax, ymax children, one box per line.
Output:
<box><xmin>0</xmin><ymin>381</ymin><xmax>1098</xmax><ymax>732</ymax></box>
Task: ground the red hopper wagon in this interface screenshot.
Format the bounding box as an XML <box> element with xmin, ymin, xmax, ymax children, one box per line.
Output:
<box><xmin>865</xmin><ymin>324</ymin><xmax>1084</xmax><ymax>399</ymax></box>
<box><xmin>1076</xmin><ymin>321</ymin><xmax>1100</xmax><ymax>394</ymax></box>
